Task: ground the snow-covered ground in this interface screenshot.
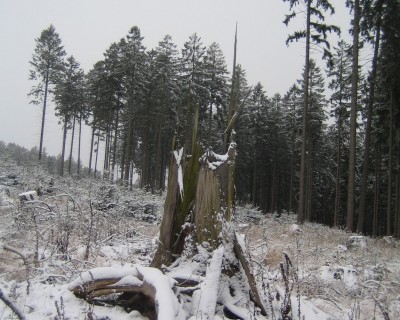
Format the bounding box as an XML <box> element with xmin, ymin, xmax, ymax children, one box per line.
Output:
<box><xmin>0</xmin><ymin>164</ymin><xmax>399</xmax><ymax>319</ymax></box>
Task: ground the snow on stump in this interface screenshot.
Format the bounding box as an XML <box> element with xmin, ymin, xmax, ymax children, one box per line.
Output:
<box><xmin>18</xmin><ymin>191</ymin><xmax>37</xmax><ymax>203</ymax></box>
<box><xmin>68</xmin><ymin>266</ymin><xmax>186</xmax><ymax>320</ymax></box>
<box><xmin>346</xmin><ymin>236</ymin><xmax>367</xmax><ymax>249</ymax></box>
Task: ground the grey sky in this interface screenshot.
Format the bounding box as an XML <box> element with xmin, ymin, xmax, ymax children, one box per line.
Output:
<box><xmin>0</xmin><ymin>0</ymin><xmax>350</xmax><ymax>163</ymax></box>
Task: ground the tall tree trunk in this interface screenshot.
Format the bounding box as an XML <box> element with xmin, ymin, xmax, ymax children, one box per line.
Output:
<box><xmin>120</xmin><ymin>130</ymin><xmax>127</xmax><ymax>183</ymax></box>
<box><xmin>289</xmin><ymin>105</ymin><xmax>296</xmax><ymax>213</ymax></box>
<box><xmin>387</xmin><ymin>88</ymin><xmax>394</xmax><ymax>235</ymax></box>
<box><xmin>373</xmin><ymin>148</ymin><xmax>381</xmax><ymax>237</ymax></box>
<box><xmin>124</xmin><ymin>102</ymin><xmax>134</xmax><ymax>184</ymax></box>
<box><xmin>89</xmin><ymin>122</ymin><xmax>96</xmax><ymax>177</ymax></box>
<box><xmin>68</xmin><ymin>116</ymin><xmax>76</xmax><ymax>175</ymax></box>
<box><xmin>60</xmin><ymin>116</ymin><xmax>68</xmax><ymax>176</ymax></box>
<box><xmin>111</xmin><ymin>110</ymin><xmax>119</xmax><ymax>182</ymax></box>
<box><xmin>358</xmin><ymin>14</ymin><xmax>381</xmax><ymax>232</ymax></box>
<box><xmin>252</xmin><ymin>149</ymin><xmax>257</xmax><ymax>207</ymax></box>
<box><xmin>77</xmin><ymin>115</ymin><xmax>82</xmax><ymax>177</ymax></box>
<box><xmin>334</xmin><ymin>110</ymin><xmax>343</xmax><ymax>227</ymax></box>
<box><xmin>94</xmin><ymin>132</ymin><xmax>100</xmax><ymax>178</ymax></box>
<box><xmin>396</xmin><ymin>127</ymin><xmax>400</xmax><ymax>238</ymax></box>
<box><xmin>305</xmin><ymin>141</ymin><xmax>313</xmax><ymax>221</ymax></box>
<box><xmin>346</xmin><ymin>0</ymin><xmax>360</xmax><ymax>231</ymax></box>
<box><xmin>298</xmin><ymin>0</ymin><xmax>311</xmax><ymax>224</ymax></box>
<box><xmin>39</xmin><ymin>71</ymin><xmax>49</xmax><ymax>161</ymax></box>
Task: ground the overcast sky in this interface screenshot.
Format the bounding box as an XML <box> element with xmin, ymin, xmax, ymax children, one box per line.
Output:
<box><xmin>0</xmin><ymin>0</ymin><xmax>351</xmax><ymax>164</ymax></box>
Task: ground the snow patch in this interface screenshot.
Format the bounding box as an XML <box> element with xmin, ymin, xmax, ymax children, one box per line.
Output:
<box><xmin>174</xmin><ymin>147</ymin><xmax>184</xmax><ymax>199</ymax></box>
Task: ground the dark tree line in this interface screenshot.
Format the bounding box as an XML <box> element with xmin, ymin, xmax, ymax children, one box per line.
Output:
<box><xmin>27</xmin><ymin>0</ymin><xmax>400</xmax><ymax>237</ymax></box>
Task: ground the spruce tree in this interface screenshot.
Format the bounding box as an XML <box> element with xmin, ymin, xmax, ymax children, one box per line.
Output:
<box><xmin>28</xmin><ymin>25</ymin><xmax>66</xmax><ymax>161</ymax></box>
<box><xmin>283</xmin><ymin>0</ymin><xmax>340</xmax><ymax>223</ymax></box>
<box><xmin>54</xmin><ymin>55</ymin><xmax>84</xmax><ymax>176</ymax></box>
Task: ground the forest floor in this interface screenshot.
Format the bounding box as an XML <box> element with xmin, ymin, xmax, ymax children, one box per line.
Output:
<box><xmin>0</xmin><ymin>164</ymin><xmax>399</xmax><ymax>319</ymax></box>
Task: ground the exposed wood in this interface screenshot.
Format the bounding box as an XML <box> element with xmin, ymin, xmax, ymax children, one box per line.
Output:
<box><xmin>233</xmin><ymin>232</ymin><xmax>267</xmax><ymax>316</ymax></box>
<box><xmin>150</xmin><ymin>143</ymin><xmax>181</xmax><ymax>268</ymax></box>
<box><xmin>69</xmin><ymin>267</ymin><xmax>185</xmax><ymax>320</ymax></box>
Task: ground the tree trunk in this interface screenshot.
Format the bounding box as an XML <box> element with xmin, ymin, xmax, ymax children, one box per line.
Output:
<box><xmin>124</xmin><ymin>101</ymin><xmax>134</xmax><ymax>184</ymax></box>
<box><xmin>39</xmin><ymin>71</ymin><xmax>49</xmax><ymax>161</ymax></box>
<box><xmin>94</xmin><ymin>133</ymin><xmax>100</xmax><ymax>178</ymax></box>
<box><xmin>334</xmin><ymin>110</ymin><xmax>343</xmax><ymax>227</ymax></box>
<box><xmin>396</xmin><ymin>127</ymin><xmax>400</xmax><ymax>238</ymax></box>
<box><xmin>373</xmin><ymin>148</ymin><xmax>381</xmax><ymax>237</ymax></box>
<box><xmin>346</xmin><ymin>0</ymin><xmax>360</xmax><ymax>231</ymax></box>
<box><xmin>358</xmin><ymin>14</ymin><xmax>381</xmax><ymax>232</ymax></box>
<box><xmin>68</xmin><ymin>116</ymin><xmax>76</xmax><ymax>175</ymax></box>
<box><xmin>77</xmin><ymin>115</ymin><xmax>82</xmax><ymax>177</ymax></box>
<box><xmin>387</xmin><ymin>88</ymin><xmax>394</xmax><ymax>235</ymax></box>
<box><xmin>298</xmin><ymin>0</ymin><xmax>311</xmax><ymax>224</ymax></box>
<box><xmin>89</xmin><ymin>122</ymin><xmax>96</xmax><ymax>177</ymax></box>
<box><xmin>60</xmin><ymin>116</ymin><xmax>68</xmax><ymax>176</ymax></box>
<box><xmin>111</xmin><ymin>110</ymin><xmax>119</xmax><ymax>182</ymax></box>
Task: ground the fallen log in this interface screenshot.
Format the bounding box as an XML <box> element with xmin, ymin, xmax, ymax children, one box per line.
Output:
<box><xmin>68</xmin><ymin>266</ymin><xmax>186</xmax><ymax>320</ymax></box>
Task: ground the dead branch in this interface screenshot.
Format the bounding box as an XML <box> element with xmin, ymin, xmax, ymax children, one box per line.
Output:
<box><xmin>234</xmin><ymin>232</ymin><xmax>268</xmax><ymax>316</ymax></box>
<box><xmin>0</xmin><ymin>288</ymin><xmax>27</xmax><ymax>320</ymax></box>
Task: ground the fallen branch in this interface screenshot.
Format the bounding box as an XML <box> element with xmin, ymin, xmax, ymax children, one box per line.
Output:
<box><xmin>0</xmin><ymin>288</ymin><xmax>27</xmax><ymax>320</ymax></box>
<box><xmin>234</xmin><ymin>232</ymin><xmax>268</xmax><ymax>316</ymax></box>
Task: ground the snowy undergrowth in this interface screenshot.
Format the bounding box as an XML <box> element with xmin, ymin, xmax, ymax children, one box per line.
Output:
<box><xmin>239</xmin><ymin>209</ymin><xmax>400</xmax><ymax>320</ymax></box>
<box><xmin>1</xmin><ymin>163</ymin><xmax>399</xmax><ymax>319</ymax></box>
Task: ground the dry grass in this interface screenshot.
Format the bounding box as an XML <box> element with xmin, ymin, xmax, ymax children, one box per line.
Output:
<box><xmin>241</xmin><ymin>212</ymin><xmax>400</xmax><ymax>320</ymax></box>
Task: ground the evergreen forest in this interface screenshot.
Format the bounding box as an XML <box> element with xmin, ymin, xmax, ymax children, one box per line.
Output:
<box><xmin>26</xmin><ymin>0</ymin><xmax>400</xmax><ymax>238</ymax></box>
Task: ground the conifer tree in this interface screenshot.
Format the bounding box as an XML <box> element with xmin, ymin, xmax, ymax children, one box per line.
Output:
<box><xmin>180</xmin><ymin>33</ymin><xmax>207</xmax><ymax>148</ymax></box>
<box><xmin>346</xmin><ymin>0</ymin><xmax>361</xmax><ymax>231</ymax></box>
<box><xmin>28</xmin><ymin>25</ymin><xmax>66</xmax><ymax>161</ymax></box>
<box><xmin>203</xmin><ymin>42</ymin><xmax>229</xmax><ymax>149</ymax></box>
<box><xmin>54</xmin><ymin>55</ymin><xmax>84</xmax><ymax>176</ymax></box>
<box><xmin>327</xmin><ymin>40</ymin><xmax>352</xmax><ymax>226</ymax></box>
<box><xmin>283</xmin><ymin>0</ymin><xmax>340</xmax><ymax>223</ymax></box>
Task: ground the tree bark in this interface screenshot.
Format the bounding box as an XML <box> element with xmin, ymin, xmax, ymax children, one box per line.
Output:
<box><xmin>387</xmin><ymin>88</ymin><xmax>394</xmax><ymax>235</ymax></box>
<box><xmin>298</xmin><ymin>0</ymin><xmax>311</xmax><ymax>224</ymax></box>
<box><xmin>39</xmin><ymin>71</ymin><xmax>49</xmax><ymax>161</ymax></box>
<box><xmin>89</xmin><ymin>122</ymin><xmax>96</xmax><ymax>177</ymax></box>
<box><xmin>60</xmin><ymin>116</ymin><xmax>68</xmax><ymax>176</ymax></box>
<box><xmin>77</xmin><ymin>115</ymin><xmax>82</xmax><ymax>177</ymax></box>
<box><xmin>68</xmin><ymin>115</ymin><xmax>76</xmax><ymax>175</ymax></box>
<box><xmin>346</xmin><ymin>0</ymin><xmax>360</xmax><ymax>231</ymax></box>
<box><xmin>334</xmin><ymin>110</ymin><xmax>342</xmax><ymax>227</ymax></box>
<box><xmin>358</xmin><ymin>14</ymin><xmax>381</xmax><ymax>232</ymax></box>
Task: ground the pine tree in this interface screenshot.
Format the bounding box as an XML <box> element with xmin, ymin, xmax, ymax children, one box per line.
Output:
<box><xmin>153</xmin><ymin>35</ymin><xmax>180</xmax><ymax>190</ymax></box>
<box><xmin>180</xmin><ymin>33</ymin><xmax>207</xmax><ymax>149</ymax></box>
<box><xmin>283</xmin><ymin>0</ymin><xmax>340</xmax><ymax>223</ymax></box>
<box><xmin>357</xmin><ymin>0</ymin><xmax>384</xmax><ymax>232</ymax></box>
<box><xmin>54</xmin><ymin>55</ymin><xmax>84</xmax><ymax>176</ymax></box>
<box><xmin>28</xmin><ymin>25</ymin><xmax>66</xmax><ymax>161</ymax></box>
<box><xmin>327</xmin><ymin>40</ymin><xmax>352</xmax><ymax>227</ymax></box>
<box><xmin>203</xmin><ymin>42</ymin><xmax>229</xmax><ymax>149</ymax></box>
<box><xmin>346</xmin><ymin>0</ymin><xmax>361</xmax><ymax>231</ymax></box>
<box><xmin>119</xmin><ymin>27</ymin><xmax>147</xmax><ymax>186</ymax></box>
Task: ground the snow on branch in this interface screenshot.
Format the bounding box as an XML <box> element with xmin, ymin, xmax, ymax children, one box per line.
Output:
<box><xmin>0</xmin><ymin>289</ymin><xmax>26</xmax><ymax>320</ymax></box>
<box><xmin>192</xmin><ymin>246</ymin><xmax>224</xmax><ymax>319</ymax></box>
